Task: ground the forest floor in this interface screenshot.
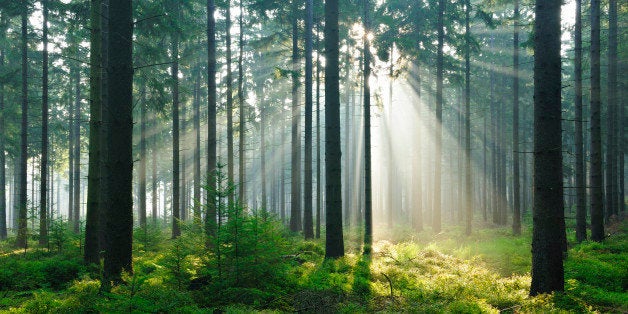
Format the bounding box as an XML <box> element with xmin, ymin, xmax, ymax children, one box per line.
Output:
<box><xmin>0</xmin><ymin>218</ymin><xmax>626</xmax><ymax>313</ymax></box>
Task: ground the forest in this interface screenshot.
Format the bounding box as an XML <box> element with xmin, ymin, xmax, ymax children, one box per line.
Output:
<box><xmin>0</xmin><ymin>0</ymin><xmax>626</xmax><ymax>312</ymax></box>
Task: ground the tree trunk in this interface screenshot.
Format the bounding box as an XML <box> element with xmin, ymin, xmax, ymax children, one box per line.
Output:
<box><xmin>0</xmin><ymin>17</ymin><xmax>7</xmax><ymax>240</ymax></box>
<box><xmin>103</xmin><ymin>0</ymin><xmax>133</xmax><ymax>284</ymax></box>
<box><xmin>324</xmin><ymin>0</ymin><xmax>344</xmax><ymax>258</ymax></box>
<box><xmin>238</xmin><ymin>0</ymin><xmax>246</xmax><ymax>205</ymax></box>
<box><xmin>589</xmin><ymin>0</ymin><xmax>604</xmax><ymax>241</ymax></box>
<box><xmin>303</xmin><ymin>0</ymin><xmax>314</xmax><ymax>239</ymax></box>
<box><xmin>139</xmin><ymin>82</ymin><xmax>147</xmax><ymax>228</ymax></box>
<box><xmin>73</xmin><ymin>67</ymin><xmax>81</xmax><ymax>233</ymax></box>
<box><xmin>464</xmin><ymin>0</ymin><xmax>472</xmax><ymax>236</ymax></box>
<box><xmin>16</xmin><ymin>0</ymin><xmax>29</xmax><ymax>249</ymax></box>
<box><xmin>315</xmin><ymin>17</ymin><xmax>322</xmax><ymax>239</ymax></box>
<box><xmin>606</xmin><ymin>0</ymin><xmax>617</xmax><ymax>220</ymax></box>
<box><xmin>226</xmin><ymin>2</ymin><xmax>235</xmax><ymax>208</ymax></box>
<box><xmin>574</xmin><ymin>0</ymin><xmax>586</xmax><ymax>242</ymax></box>
<box><xmin>171</xmin><ymin>0</ymin><xmax>181</xmax><ymax>238</ymax></box>
<box><xmin>68</xmin><ymin>74</ymin><xmax>75</xmax><ymax>227</ymax></box>
<box><xmin>433</xmin><ymin>0</ymin><xmax>444</xmax><ymax>233</ymax></box>
<box><xmin>363</xmin><ymin>0</ymin><xmax>372</xmax><ymax>252</ymax></box>
<box><xmin>512</xmin><ymin>0</ymin><xmax>521</xmax><ymax>235</ymax></box>
<box><xmin>290</xmin><ymin>0</ymin><xmax>302</xmax><ymax>232</ymax></box>
<box><xmin>39</xmin><ymin>0</ymin><xmax>50</xmax><ymax>246</ymax></box>
<box><xmin>193</xmin><ymin>67</ymin><xmax>201</xmax><ymax>222</ymax></box>
<box><xmin>530</xmin><ymin>0</ymin><xmax>565</xmax><ymax>295</ymax></box>
<box><xmin>206</xmin><ymin>0</ymin><xmax>217</xmax><ymax>241</ymax></box>
<box><xmin>85</xmin><ymin>0</ymin><xmax>102</xmax><ymax>263</ymax></box>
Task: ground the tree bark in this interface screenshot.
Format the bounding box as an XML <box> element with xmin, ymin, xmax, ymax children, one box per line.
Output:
<box><xmin>303</xmin><ymin>0</ymin><xmax>314</xmax><ymax>239</ymax></box>
<box><xmin>139</xmin><ymin>82</ymin><xmax>147</xmax><ymax>228</ymax></box>
<box><xmin>512</xmin><ymin>0</ymin><xmax>521</xmax><ymax>235</ymax></box>
<box><xmin>226</xmin><ymin>2</ymin><xmax>235</xmax><ymax>208</ymax></box>
<box><xmin>324</xmin><ymin>0</ymin><xmax>344</xmax><ymax>258</ymax></box>
<box><xmin>530</xmin><ymin>0</ymin><xmax>565</xmax><ymax>295</ymax></box>
<box><xmin>574</xmin><ymin>0</ymin><xmax>586</xmax><ymax>242</ymax></box>
<box><xmin>39</xmin><ymin>0</ymin><xmax>50</xmax><ymax>246</ymax></box>
<box><xmin>206</xmin><ymin>0</ymin><xmax>217</xmax><ymax>241</ymax></box>
<box><xmin>605</xmin><ymin>0</ymin><xmax>617</xmax><ymax>220</ymax></box>
<box><xmin>171</xmin><ymin>0</ymin><xmax>181</xmax><ymax>238</ymax></box>
<box><xmin>465</xmin><ymin>0</ymin><xmax>472</xmax><ymax>236</ymax></box>
<box><xmin>103</xmin><ymin>0</ymin><xmax>133</xmax><ymax>283</ymax></box>
<box><xmin>589</xmin><ymin>0</ymin><xmax>604</xmax><ymax>242</ymax></box>
<box><xmin>238</xmin><ymin>0</ymin><xmax>246</xmax><ymax>205</ymax></box>
<box><xmin>16</xmin><ymin>0</ymin><xmax>29</xmax><ymax>249</ymax></box>
<box><xmin>363</xmin><ymin>0</ymin><xmax>373</xmax><ymax>252</ymax></box>
<box><xmin>0</xmin><ymin>37</ymin><xmax>6</xmax><ymax>240</ymax></box>
<box><xmin>433</xmin><ymin>0</ymin><xmax>444</xmax><ymax>233</ymax></box>
<box><xmin>85</xmin><ymin>0</ymin><xmax>102</xmax><ymax>263</ymax></box>
<box><xmin>290</xmin><ymin>0</ymin><xmax>302</xmax><ymax>233</ymax></box>
<box><xmin>73</xmin><ymin>67</ymin><xmax>81</xmax><ymax>233</ymax></box>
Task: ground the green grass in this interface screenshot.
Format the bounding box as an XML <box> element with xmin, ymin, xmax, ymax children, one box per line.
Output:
<box><xmin>1</xmin><ymin>220</ymin><xmax>626</xmax><ymax>313</ymax></box>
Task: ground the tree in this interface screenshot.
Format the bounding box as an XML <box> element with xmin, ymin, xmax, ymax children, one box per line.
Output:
<box><xmin>139</xmin><ymin>82</ymin><xmax>147</xmax><ymax>228</ymax></box>
<box><xmin>171</xmin><ymin>0</ymin><xmax>181</xmax><ymax>238</ymax></box>
<box><xmin>289</xmin><ymin>0</ymin><xmax>302</xmax><ymax>233</ymax></box>
<box><xmin>464</xmin><ymin>0</ymin><xmax>472</xmax><ymax>236</ymax></box>
<box><xmin>589</xmin><ymin>0</ymin><xmax>604</xmax><ymax>242</ymax></box>
<box><xmin>0</xmin><ymin>17</ymin><xmax>6</xmax><ymax>240</ymax></box>
<box><xmin>605</xmin><ymin>0</ymin><xmax>617</xmax><ymax>220</ymax></box>
<box><xmin>226</xmin><ymin>1</ymin><xmax>235</xmax><ymax>208</ymax></box>
<box><xmin>206</xmin><ymin>0</ymin><xmax>217</xmax><ymax>242</ymax></box>
<box><xmin>530</xmin><ymin>0</ymin><xmax>566</xmax><ymax>295</ymax></box>
<box><xmin>303</xmin><ymin>0</ymin><xmax>314</xmax><ymax>239</ymax></box>
<box><xmin>574</xmin><ymin>0</ymin><xmax>586</xmax><ymax>243</ymax></box>
<box><xmin>511</xmin><ymin>0</ymin><xmax>521</xmax><ymax>236</ymax></box>
<box><xmin>363</xmin><ymin>0</ymin><xmax>372</xmax><ymax>252</ymax></box>
<box><xmin>16</xmin><ymin>0</ymin><xmax>28</xmax><ymax>249</ymax></box>
<box><xmin>433</xmin><ymin>0</ymin><xmax>444</xmax><ymax>234</ymax></box>
<box><xmin>324</xmin><ymin>0</ymin><xmax>344</xmax><ymax>259</ymax></box>
<box><xmin>238</xmin><ymin>0</ymin><xmax>246</xmax><ymax>205</ymax></box>
<box><xmin>85</xmin><ymin>0</ymin><xmax>102</xmax><ymax>264</ymax></box>
<box><xmin>103</xmin><ymin>0</ymin><xmax>133</xmax><ymax>283</ymax></box>
<box><xmin>39</xmin><ymin>0</ymin><xmax>50</xmax><ymax>247</ymax></box>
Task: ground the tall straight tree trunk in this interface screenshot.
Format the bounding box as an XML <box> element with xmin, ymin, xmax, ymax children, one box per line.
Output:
<box><xmin>260</xmin><ymin>91</ymin><xmax>267</xmax><ymax>210</ymax></box>
<box><xmin>99</xmin><ymin>0</ymin><xmax>109</xmax><ymax>253</ymax></box>
<box><xmin>512</xmin><ymin>0</ymin><xmax>521</xmax><ymax>235</ymax></box>
<box><xmin>226</xmin><ymin>2</ymin><xmax>235</xmax><ymax>208</ymax></box>
<box><xmin>483</xmin><ymin>115</ymin><xmax>487</xmax><ymax>221</ymax></box>
<box><xmin>530</xmin><ymin>0</ymin><xmax>565</xmax><ymax>295</ymax></box>
<box><xmin>171</xmin><ymin>0</ymin><xmax>181</xmax><ymax>238</ymax></box>
<box><xmin>433</xmin><ymin>0</ymin><xmax>445</xmax><ymax>233</ymax></box>
<box><xmin>574</xmin><ymin>0</ymin><xmax>586</xmax><ymax>242</ymax></box>
<box><xmin>180</xmin><ymin>77</ymin><xmax>188</xmax><ymax>222</ymax></box>
<box><xmin>589</xmin><ymin>0</ymin><xmax>604</xmax><ymax>241</ymax></box>
<box><xmin>73</xmin><ymin>68</ymin><xmax>81</xmax><ymax>233</ymax></box>
<box><xmin>0</xmin><ymin>39</ymin><xmax>6</xmax><ymax>240</ymax></box>
<box><xmin>363</xmin><ymin>0</ymin><xmax>373</xmax><ymax>252</ymax></box>
<box><xmin>206</xmin><ymin>0</ymin><xmax>217</xmax><ymax>241</ymax></box>
<box><xmin>238</xmin><ymin>0</ymin><xmax>246</xmax><ymax>205</ymax></box>
<box><xmin>387</xmin><ymin>46</ymin><xmax>393</xmax><ymax>228</ymax></box>
<box><xmin>85</xmin><ymin>0</ymin><xmax>102</xmax><ymax>264</ymax></box>
<box><xmin>464</xmin><ymin>0</ymin><xmax>472</xmax><ymax>236</ymax></box>
<box><xmin>315</xmin><ymin>18</ymin><xmax>322</xmax><ymax>239</ymax></box>
<box><xmin>281</xmin><ymin>113</ymin><xmax>286</xmax><ymax>225</ymax></box>
<box><xmin>68</xmin><ymin>74</ymin><xmax>75</xmax><ymax>227</ymax></box>
<box><xmin>193</xmin><ymin>67</ymin><xmax>201</xmax><ymax>222</ymax></box>
<box><xmin>103</xmin><ymin>0</ymin><xmax>133</xmax><ymax>283</ymax></box>
<box><xmin>16</xmin><ymin>0</ymin><xmax>29</xmax><ymax>249</ymax></box>
<box><xmin>39</xmin><ymin>0</ymin><xmax>49</xmax><ymax>246</ymax></box>
<box><xmin>303</xmin><ymin>0</ymin><xmax>314</xmax><ymax>239</ymax></box>
<box><xmin>605</xmin><ymin>0</ymin><xmax>617</xmax><ymax>219</ymax></box>
<box><xmin>324</xmin><ymin>0</ymin><xmax>344</xmax><ymax>258</ymax></box>
<box><xmin>290</xmin><ymin>0</ymin><xmax>302</xmax><ymax>232</ymax></box>
<box><xmin>139</xmin><ymin>82</ymin><xmax>147</xmax><ymax>228</ymax></box>
<box><xmin>152</xmin><ymin>124</ymin><xmax>158</xmax><ymax>224</ymax></box>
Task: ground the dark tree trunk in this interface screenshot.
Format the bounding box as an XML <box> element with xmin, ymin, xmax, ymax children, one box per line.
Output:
<box><xmin>363</xmin><ymin>0</ymin><xmax>372</xmax><ymax>252</ymax></box>
<box><xmin>238</xmin><ymin>0</ymin><xmax>246</xmax><ymax>205</ymax></box>
<box><xmin>589</xmin><ymin>0</ymin><xmax>604</xmax><ymax>241</ymax></box>
<box><xmin>73</xmin><ymin>67</ymin><xmax>81</xmax><ymax>233</ymax></box>
<box><xmin>290</xmin><ymin>0</ymin><xmax>302</xmax><ymax>233</ymax></box>
<box><xmin>103</xmin><ymin>0</ymin><xmax>133</xmax><ymax>283</ymax></box>
<box><xmin>315</xmin><ymin>17</ymin><xmax>322</xmax><ymax>239</ymax></box>
<box><xmin>193</xmin><ymin>67</ymin><xmax>201</xmax><ymax>222</ymax></box>
<box><xmin>512</xmin><ymin>0</ymin><xmax>521</xmax><ymax>235</ymax></box>
<box><xmin>606</xmin><ymin>0</ymin><xmax>617</xmax><ymax>220</ymax></box>
<box><xmin>99</xmin><ymin>0</ymin><xmax>109</xmax><ymax>253</ymax></box>
<box><xmin>530</xmin><ymin>0</ymin><xmax>566</xmax><ymax>295</ymax></box>
<box><xmin>324</xmin><ymin>0</ymin><xmax>344</xmax><ymax>258</ymax></box>
<box><xmin>464</xmin><ymin>0</ymin><xmax>472</xmax><ymax>236</ymax></box>
<box><xmin>281</xmin><ymin>113</ymin><xmax>286</xmax><ymax>225</ymax></box>
<box><xmin>574</xmin><ymin>0</ymin><xmax>586</xmax><ymax>242</ymax></box>
<box><xmin>206</xmin><ymin>0</ymin><xmax>217</xmax><ymax>241</ymax></box>
<box><xmin>303</xmin><ymin>0</ymin><xmax>314</xmax><ymax>239</ymax></box>
<box><xmin>152</xmin><ymin>122</ymin><xmax>158</xmax><ymax>224</ymax></box>
<box><xmin>433</xmin><ymin>0</ymin><xmax>444</xmax><ymax>233</ymax></box>
<box><xmin>139</xmin><ymin>82</ymin><xmax>147</xmax><ymax>228</ymax></box>
<box><xmin>171</xmin><ymin>5</ymin><xmax>181</xmax><ymax>237</ymax></box>
<box><xmin>226</xmin><ymin>2</ymin><xmax>235</xmax><ymax>208</ymax></box>
<box><xmin>0</xmin><ymin>39</ymin><xmax>6</xmax><ymax>240</ymax></box>
<box><xmin>16</xmin><ymin>0</ymin><xmax>29</xmax><ymax>249</ymax></box>
<box><xmin>39</xmin><ymin>0</ymin><xmax>50</xmax><ymax>246</ymax></box>
<box><xmin>68</xmin><ymin>74</ymin><xmax>75</xmax><ymax>228</ymax></box>
<box><xmin>85</xmin><ymin>0</ymin><xmax>102</xmax><ymax>263</ymax></box>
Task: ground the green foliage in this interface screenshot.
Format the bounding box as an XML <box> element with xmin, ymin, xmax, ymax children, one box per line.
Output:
<box><xmin>0</xmin><ymin>254</ymin><xmax>83</xmax><ymax>291</ymax></box>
